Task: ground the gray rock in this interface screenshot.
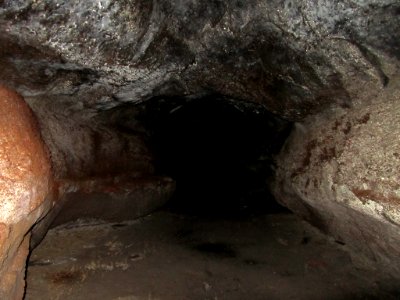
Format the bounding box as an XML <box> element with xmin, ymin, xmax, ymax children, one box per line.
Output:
<box><xmin>0</xmin><ymin>0</ymin><xmax>398</xmax><ymax>119</ymax></box>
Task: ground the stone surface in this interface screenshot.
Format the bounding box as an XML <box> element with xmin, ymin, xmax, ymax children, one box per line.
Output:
<box><xmin>26</xmin><ymin>101</ymin><xmax>175</xmax><ymax>250</ymax></box>
<box><xmin>0</xmin><ymin>87</ymin><xmax>52</xmax><ymax>298</ymax></box>
<box><xmin>30</xmin><ymin>176</ymin><xmax>175</xmax><ymax>249</ymax></box>
<box><xmin>0</xmin><ymin>0</ymin><xmax>399</xmax><ymax>294</ymax></box>
<box><xmin>272</xmin><ymin>77</ymin><xmax>400</xmax><ymax>276</ymax></box>
<box><xmin>0</xmin><ymin>0</ymin><xmax>399</xmax><ymax>120</ymax></box>
<box><xmin>25</xmin><ymin>92</ymin><xmax>167</xmax><ymax>251</ymax></box>
<box><xmin>52</xmin><ymin>176</ymin><xmax>176</xmax><ymax>226</ymax></box>
<box><xmin>26</xmin><ymin>211</ymin><xmax>400</xmax><ymax>299</ymax></box>
<box><xmin>27</xmin><ymin>95</ymin><xmax>155</xmax><ymax>180</ymax></box>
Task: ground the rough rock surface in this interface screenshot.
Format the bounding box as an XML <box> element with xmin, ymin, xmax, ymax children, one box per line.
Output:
<box><xmin>0</xmin><ymin>87</ymin><xmax>51</xmax><ymax>298</ymax></box>
<box><xmin>0</xmin><ymin>0</ymin><xmax>399</xmax><ymax>119</ymax></box>
<box><xmin>25</xmin><ymin>96</ymin><xmax>176</xmax><ymax>249</ymax></box>
<box><xmin>27</xmin><ymin>95</ymin><xmax>155</xmax><ymax>180</ymax></box>
<box><xmin>52</xmin><ymin>176</ymin><xmax>175</xmax><ymax>226</ymax></box>
<box><xmin>273</xmin><ymin>77</ymin><xmax>400</xmax><ymax>276</ymax></box>
<box><xmin>0</xmin><ymin>1</ymin><xmax>399</xmax><ymax>297</ymax></box>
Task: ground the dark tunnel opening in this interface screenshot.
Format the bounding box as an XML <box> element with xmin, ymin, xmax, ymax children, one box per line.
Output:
<box><xmin>132</xmin><ymin>95</ymin><xmax>293</xmax><ymax>218</ymax></box>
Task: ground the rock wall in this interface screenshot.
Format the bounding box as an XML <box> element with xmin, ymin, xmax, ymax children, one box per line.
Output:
<box><xmin>27</xmin><ymin>95</ymin><xmax>176</xmax><ymax>249</ymax></box>
<box><xmin>0</xmin><ymin>1</ymin><xmax>399</xmax><ymax>297</ymax></box>
<box><xmin>0</xmin><ymin>87</ymin><xmax>52</xmax><ymax>298</ymax></box>
<box><xmin>0</xmin><ymin>0</ymin><xmax>399</xmax><ymax>120</ymax></box>
<box><xmin>26</xmin><ymin>95</ymin><xmax>155</xmax><ymax>181</ymax></box>
<box><xmin>272</xmin><ymin>77</ymin><xmax>400</xmax><ymax>276</ymax></box>
<box><xmin>0</xmin><ymin>87</ymin><xmax>175</xmax><ymax>299</ymax></box>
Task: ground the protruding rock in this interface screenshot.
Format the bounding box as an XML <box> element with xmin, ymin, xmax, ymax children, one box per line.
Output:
<box><xmin>0</xmin><ymin>87</ymin><xmax>51</xmax><ymax>299</ymax></box>
<box><xmin>272</xmin><ymin>78</ymin><xmax>400</xmax><ymax>276</ymax></box>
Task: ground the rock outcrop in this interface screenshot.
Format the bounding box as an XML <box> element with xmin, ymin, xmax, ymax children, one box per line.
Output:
<box><xmin>273</xmin><ymin>78</ymin><xmax>400</xmax><ymax>276</ymax></box>
<box><xmin>0</xmin><ymin>87</ymin><xmax>52</xmax><ymax>299</ymax></box>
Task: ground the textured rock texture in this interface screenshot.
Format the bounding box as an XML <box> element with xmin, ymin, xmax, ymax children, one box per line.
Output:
<box><xmin>0</xmin><ymin>0</ymin><xmax>399</xmax><ymax>119</ymax></box>
<box><xmin>51</xmin><ymin>176</ymin><xmax>175</xmax><ymax>226</ymax></box>
<box><xmin>26</xmin><ymin>96</ymin><xmax>174</xmax><ymax>250</ymax></box>
<box><xmin>0</xmin><ymin>87</ymin><xmax>51</xmax><ymax>299</ymax></box>
<box><xmin>26</xmin><ymin>96</ymin><xmax>155</xmax><ymax>181</ymax></box>
<box><xmin>273</xmin><ymin>77</ymin><xmax>400</xmax><ymax>276</ymax></box>
<box><xmin>0</xmin><ymin>1</ymin><xmax>399</xmax><ymax>297</ymax></box>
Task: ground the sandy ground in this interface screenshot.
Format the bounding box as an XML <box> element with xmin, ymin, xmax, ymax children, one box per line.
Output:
<box><xmin>25</xmin><ymin>211</ymin><xmax>400</xmax><ymax>300</ymax></box>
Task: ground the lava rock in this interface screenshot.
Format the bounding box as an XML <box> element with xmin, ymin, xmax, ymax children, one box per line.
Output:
<box><xmin>0</xmin><ymin>0</ymin><xmax>398</xmax><ymax>120</ymax></box>
<box><xmin>0</xmin><ymin>87</ymin><xmax>52</xmax><ymax>299</ymax></box>
<box><xmin>272</xmin><ymin>78</ymin><xmax>400</xmax><ymax>277</ymax></box>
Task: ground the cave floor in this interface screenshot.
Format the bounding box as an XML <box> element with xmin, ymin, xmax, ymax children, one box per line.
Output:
<box><xmin>25</xmin><ymin>210</ymin><xmax>399</xmax><ymax>300</ymax></box>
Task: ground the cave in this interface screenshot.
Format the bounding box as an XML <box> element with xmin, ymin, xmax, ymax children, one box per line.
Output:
<box><xmin>0</xmin><ymin>1</ymin><xmax>400</xmax><ymax>299</ymax></box>
<box><xmin>135</xmin><ymin>95</ymin><xmax>292</xmax><ymax>217</ymax></box>
<box><xmin>25</xmin><ymin>95</ymin><xmax>392</xmax><ymax>299</ymax></box>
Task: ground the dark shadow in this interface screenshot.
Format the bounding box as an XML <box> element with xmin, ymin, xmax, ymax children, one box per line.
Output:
<box><xmin>138</xmin><ymin>95</ymin><xmax>293</xmax><ymax>218</ymax></box>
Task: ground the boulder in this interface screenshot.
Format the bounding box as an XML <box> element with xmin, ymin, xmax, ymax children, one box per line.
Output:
<box><xmin>0</xmin><ymin>87</ymin><xmax>52</xmax><ymax>299</ymax></box>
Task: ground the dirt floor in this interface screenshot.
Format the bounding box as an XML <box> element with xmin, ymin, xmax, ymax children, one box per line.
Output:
<box><xmin>25</xmin><ymin>210</ymin><xmax>400</xmax><ymax>300</ymax></box>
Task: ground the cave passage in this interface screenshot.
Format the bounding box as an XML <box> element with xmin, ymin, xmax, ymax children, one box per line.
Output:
<box><xmin>2</xmin><ymin>0</ymin><xmax>400</xmax><ymax>297</ymax></box>
<box><xmin>135</xmin><ymin>95</ymin><xmax>293</xmax><ymax>217</ymax></box>
<box><xmin>25</xmin><ymin>95</ymin><xmax>400</xmax><ymax>299</ymax></box>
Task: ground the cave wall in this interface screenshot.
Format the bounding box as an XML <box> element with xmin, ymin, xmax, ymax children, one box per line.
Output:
<box><xmin>0</xmin><ymin>1</ymin><xmax>399</xmax><ymax>298</ymax></box>
<box><xmin>26</xmin><ymin>95</ymin><xmax>155</xmax><ymax>180</ymax></box>
<box><xmin>273</xmin><ymin>77</ymin><xmax>400</xmax><ymax>275</ymax></box>
<box><xmin>27</xmin><ymin>96</ymin><xmax>176</xmax><ymax>249</ymax></box>
<box><xmin>0</xmin><ymin>0</ymin><xmax>399</xmax><ymax>118</ymax></box>
<box><xmin>0</xmin><ymin>87</ymin><xmax>51</xmax><ymax>298</ymax></box>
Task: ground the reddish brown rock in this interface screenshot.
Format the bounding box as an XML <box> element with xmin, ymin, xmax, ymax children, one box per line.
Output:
<box><xmin>30</xmin><ymin>175</ymin><xmax>176</xmax><ymax>249</ymax></box>
<box><xmin>0</xmin><ymin>87</ymin><xmax>52</xmax><ymax>299</ymax></box>
<box><xmin>52</xmin><ymin>176</ymin><xmax>176</xmax><ymax>226</ymax></box>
